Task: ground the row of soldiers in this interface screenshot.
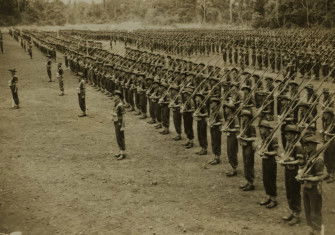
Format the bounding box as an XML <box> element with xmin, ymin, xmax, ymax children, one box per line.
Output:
<box><xmin>24</xmin><ymin>29</ymin><xmax>335</xmax><ymax>235</ymax></box>
<box><xmin>62</xmin><ymin>29</ymin><xmax>335</xmax><ymax>82</ymax></box>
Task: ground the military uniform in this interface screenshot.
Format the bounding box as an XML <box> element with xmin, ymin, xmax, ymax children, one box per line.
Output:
<box><xmin>113</xmin><ymin>90</ymin><xmax>126</xmax><ymax>160</ymax></box>
<box><xmin>78</xmin><ymin>77</ymin><xmax>86</xmax><ymax>117</ymax></box>
<box><xmin>8</xmin><ymin>69</ymin><xmax>19</xmax><ymax>109</ymax></box>
<box><xmin>57</xmin><ymin>63</ymin><xmax>64</xmax><ymax>96</ymax></box>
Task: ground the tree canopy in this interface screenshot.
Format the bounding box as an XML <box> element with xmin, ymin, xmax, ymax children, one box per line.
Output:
<box><xmin>1</xmin><ymin>0</ymin><xmax>335</xmax><ymax>28</ymax></box>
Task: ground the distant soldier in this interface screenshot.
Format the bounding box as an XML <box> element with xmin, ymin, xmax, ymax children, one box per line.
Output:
<box><xmin>112</xmin><ymin>90</ymin><xmax>126</xmax><ymax>160</ymax></box>
<box><xmin>27</xmin><ymin>41</ymin><xmax>32</xmax><ymax>59</ymax></box>
<box><xmin>56</xmin><ymin>63</ymin><xmax>64</xmax><ymax>96</ymax></box>
<box><xmin>0</xmin><ymin>32</ymin><xmax>4</xmax><ymax>53</ymax></box>
<box><xmin>8</xmin><ymin>69</ymin><xmax>19</xmax><ymax>109</ymax></box>
<box><xmin>77</xmin><ymin>76</ymin><xmax>86</xmax><ymax>117</ymax></box>
<box><xmin>47</xmin><ymin>56</ymin><xmax>52</xmax><ymax>82</ymax></box>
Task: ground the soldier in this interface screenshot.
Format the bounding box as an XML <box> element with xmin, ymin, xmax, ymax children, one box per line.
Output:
<box><xmin>181</xmin><ymin>86</ymin><xmax>195</xmax><ymax>149</ymax></box>
<box><xmin>238</xmin><ymin>109</ymin><xmax>256</xmax><ymax>191</ymax></box>
<box><xmin>57</xmin><ymin>63</ymin><xmax>64</xmax><ymax>96</ymax></box>
<box><xmin>208</xmin><ymin>96</ymin><xmax>223</xmax><ymax>165</ymax></box>
<box><xmin>77</xmin><ymin>76</ymin><xmax>86</xmax><ymax>117</ymax></box>
<box><xmin>296</xmin><ymin>135</ymin><xmax>325</xmax><ymax>235</ymax></box>
<box><xmin>27</xmin><ymin>41</ymin><xmax>32</xmax><ymax>59</ymax></box>
<box><xmin>8</xmin><ymin>69</ymin><xmax>19</xmax><ymax>109</ymax></box>
<box><xmin>222</xmin><ymin>103</ymin><xmax>239</xmax><ymax>176</ymax></box>
<box><xmin>159</xmin><ymin>82</ymin><xmax>170</xmax><ymax>135</ymax></box>
<box><xmin>112</xmin><ymin>90</ymin><xmax>126</xmax><ymax>160</ymax></box>
<box><xmin>169</xmin><ymin>84</ymin><xmax>182</xmax><ymax>141</ymax></box>
<box><xmin>321</xmin><ymin>108</ymin><xmax>335</xmax><ymax>183</ymax></box>
<box><xmin>0</xmin><ymin>32</ymin><xmax>3</xmax><ymax>53</ymax></box>
<box><xmin>258</xmin><ymin>120</ymin><xmax>279</xmax><ymax>209</ymax></box>
<box><xmin>46</xmin><ymin>56</ymin><xmax>52</xmax><ymax>82</ymax></box>
<box><xmin>194</xmin><ymin>92</ymin><xmax>208</xmax><ymax>155</ymax></box>
<box><xmin>279</xmin><ymin>125</ymin><xmax>304</xmax><ymax>225</ymax></box>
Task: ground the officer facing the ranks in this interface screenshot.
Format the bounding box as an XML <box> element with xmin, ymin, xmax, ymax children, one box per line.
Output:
<box><xmin>78</xmin><ymin>76</ymin><xmax>86</xmax><ymax>117</ymax></box>
<box><xmin>8</xmin><ymin>69</ymin><xmax>19</xmax><ymax>109</ymax></box>
<box><xmin>296</xmin><ymin>135</ymin><xmax>325</xmax><ymax>235</ymax></box>
<box><xmin>113</xmin><ymin>90</ymin><xmax>126</xmax><ymax>160</ymax></box>
<box><xmin>57</xmin><ymin>63</ymin><xmax>64</xmax><ymax>96</ymax></box>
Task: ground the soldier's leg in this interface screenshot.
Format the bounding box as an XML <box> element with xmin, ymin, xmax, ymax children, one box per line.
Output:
<box><xmin>209</xmin><ymin>125</ymin><xmax>221</xmax><ymax>165</ymax></box>
<box><xmin>155</xmin><ymin>104</ymin><xmax>162</xmax><ymax>128</ymax></box>
<box><xmin>173</xmin><ymin>110</ymin><xmax>182</xmax><ymax>140</ymax></box>
<box><xmin>309</xmin><ymin>188</ymin><xmax>322</xmax><ymax>232</ymax></box>
<box><xmin>226</xmin><ymin>135</ymin><xmax>238</xmax><ymax>176</ymax></box>
<box><xmin>243</xmin><ymin>145</ymin><xmax>255</xmax><ymax>187</ymax></box>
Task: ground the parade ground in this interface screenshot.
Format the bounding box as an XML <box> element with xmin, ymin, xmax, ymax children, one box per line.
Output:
<box><xmin>1</xmin><ymin>34</ymin><xmax>335</xmax><ymax>235</ymax></box>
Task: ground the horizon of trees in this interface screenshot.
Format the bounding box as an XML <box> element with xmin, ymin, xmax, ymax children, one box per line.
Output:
<box><xmin>1</xmin><ymin>0</ymin><xmax>335</xmax><ymax>28</ymax></box>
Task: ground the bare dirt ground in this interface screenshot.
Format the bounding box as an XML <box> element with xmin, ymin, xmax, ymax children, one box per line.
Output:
<box><xmin>0</xmin><ymin>34</ymin><xmax>335</xmax><ymax>235</ymax></box>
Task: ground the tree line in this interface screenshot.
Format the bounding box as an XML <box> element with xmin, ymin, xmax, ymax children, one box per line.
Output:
<box><xmin>1</xmin><ymin>0</ymin><xmax>335</xmax><ymax>28</ymax></box>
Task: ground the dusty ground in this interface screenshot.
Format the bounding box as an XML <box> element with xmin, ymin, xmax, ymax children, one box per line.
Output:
<box><xmin>0</xmin><ymin>34</ymin><xmax>335</xmax><ymax>235</ymax></box>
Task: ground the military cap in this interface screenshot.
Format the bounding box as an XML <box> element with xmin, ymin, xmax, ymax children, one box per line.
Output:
<box><xmin>160</xmin><ymin>82</ymin><xmax>168</xmax><ymax>88</ymax></box>
<box><xmin>305</xmin><ymin>84</ymin><xmax>314</xmax><ymax>90</ymax></box>
<box><xmin>182</xmin><ymin>86</ymin><xmax>194</xmax><ymax>94</ymax></box>
<box><xmin>323</xmin><ymin>108</ymin><xmax>334</xmax><ymax>115</ymax></box>
<box><xmin>259</xmin><ymin>120</ymin><xmax>275</xmax><ymax>129</ymax></box>
<box><xmin>240</xmin><ymin>109</ymin><xmax>253</xmax><ymax>117</ymax></box>
<box><xmin>9</xmin><ymin>68</ymin><xmax>17</xmax><ymax>73</ymax></box>
<box><xmin>230</xmin><ymin>67</ymin><xmax>239</xmax><ymax>73</ymax></box>
<box><xmin>284</xmin><ymin>124</ymin><xmax>300</xmax><ymax>133</ymax></box>
<box><xmin>297</xmin><ymin>101</ymin><xmax>309</xmax><ymax>108</ymax></box>
<box><xmin>241</xmin><ymin>85</ymin><xmax>251</xmax><ymax>91</ymax></box>
<box><xmin>278</xmin><ymin>95</ymin><xmax>291</xmax><ymax>101</ymax></box>
<box><xmin>302</xmin><ymin>135</ymin><xmax>321</xmax><ymax>145</ymax></box>
<box><xmin>289</xmin><ymin>81</ymin><xmax>299</xmax><ymax>87</ymax></box>
<box><xmin>194</xmin><ymin>92</ymin><xmax>205</xmax><ymax>99</ymax></box>
<box><xmin>210</xmin><ymin>96</ymin><xmax>220</xmax><ymax>103</ymax></box>
<box><xmin>223</xmin><ymin>102</ymin><xmax>236</xmax><ymax>109</ymax></box>
<box><xmin>114</xmin><ymin>90</ymin><xmax>123</xmax><ymax>98</ymax></box>
<box><xmin>170</xmin><ymin>84</ymin><xmax>179</xmax><ymax>91</ymax></box>
<box><xmin>323</xmin><ymin>88</ymin><xmax>330</xmax><ymax>94</ymax></box>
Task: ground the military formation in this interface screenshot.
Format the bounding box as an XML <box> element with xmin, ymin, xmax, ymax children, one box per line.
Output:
<box><xmin>6</xmin><ymin>28</ymin><xmax>335</xmax><ymax>235</ymax></box>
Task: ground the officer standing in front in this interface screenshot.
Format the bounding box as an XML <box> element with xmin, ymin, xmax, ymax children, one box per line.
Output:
<box><xmin>113</xmin><ymin>90</ymin><xmax>126</xmax><ymax>160</ymax></box>
<box><xmin>8</xmin><ymin>69</ymin><xmax>19</xmax><ymax>109</ymax></box>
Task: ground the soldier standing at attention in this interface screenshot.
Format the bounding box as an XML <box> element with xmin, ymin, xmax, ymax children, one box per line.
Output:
<box><xmin>258</xmin><ymin>120</ymin><xmax>279</xmax><ymax>209</ymax></box>
<box><xmin>78</xmin><ymin>76</ymin><xmax>86</xmax><ymax>117</ymax></box>
<box><xmin>113</xmin><ymin>90</ymin><xmax>126</xmax><ymax>160</ymax></box>
<box><xmin>296</xmin><ymin>135</ymin><xmax>325</xmax><ymax>235</ymax></box>
<box><xmin>27</xmin><ymin>41</ymin><xmax>32</xmax><ymax>59</ymax></box>
<box><xmin>238</xmin><ymin>109</ymin><xmax>256</xmax><ymax>191</ymax></box>
<box><xmin>208</xmin><ymin>96</ymin><xmax>223</xmax><ymax>165</ymax></box>
<box><xmin>0</xmin><ymin>32</ymin><xmax>3</xmax><ymax>54</ymax></box>
<box><xmin>47</xmin><ymin>56</ymin><xmax>52</xmax><ymax>82</ymax></box>
<box><xmin>279</xmin><ymin>125</ymin><xmax>304</xmax><ymax>226</ymax></box>
<box><xmin>57</xmin><ymin>63</ymin><xmax>64</xmax><ymax>96</ymax></box>
<box><xmin>222</xmin><ymin>103</ymin><xmax>239</xmax><ymax>177</ymax></box>
<box><xmin>8</xmin><ymin>69</ymin><xmax>19</xmax><ymax>109</ymax></box>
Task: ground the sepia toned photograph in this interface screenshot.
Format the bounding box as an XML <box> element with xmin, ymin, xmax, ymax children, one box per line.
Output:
<box><xmin>0</xmin><ymin>0</ymin><xmax>335</xmax><ymax>234</ymax></box>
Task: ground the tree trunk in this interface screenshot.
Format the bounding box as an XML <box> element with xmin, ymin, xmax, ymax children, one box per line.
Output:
<box><xmin>229</xmin><ymin>0</ymin><xmax>233</xmax><ymax>23</ymax></box>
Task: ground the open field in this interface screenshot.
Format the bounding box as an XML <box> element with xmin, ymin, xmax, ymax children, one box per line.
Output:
<box><xmin>0</xmin><ymin>34</ymin><xmax>335</xmax><ymax>235</ymax></box>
